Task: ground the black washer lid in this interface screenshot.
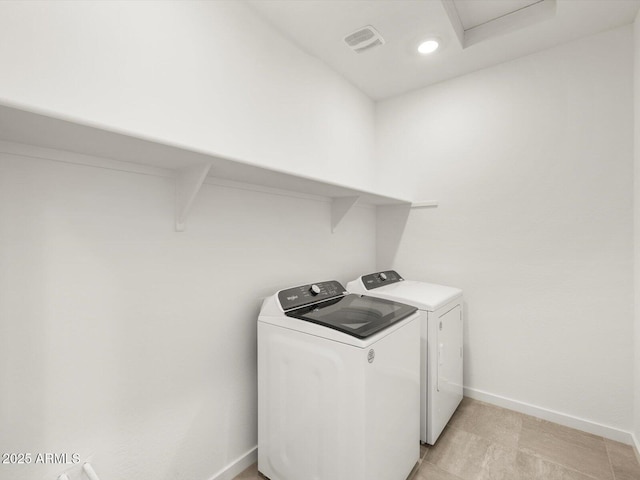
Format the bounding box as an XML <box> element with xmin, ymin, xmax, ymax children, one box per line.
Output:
<box><xmin>285</xmin><ymin>293</ymin><xmax>417</xmax><ymax>339</ymax></box>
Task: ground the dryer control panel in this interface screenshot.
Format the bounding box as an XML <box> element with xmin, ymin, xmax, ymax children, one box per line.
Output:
<box><xmin>278</xmin><ymin>281</ymin><xmax>346</xmax><ymax>311</ymax></box>
<box><xmin>361</xmin><ymin>270</ymin><xmax>404</xmax><ymax>290</ymax></box>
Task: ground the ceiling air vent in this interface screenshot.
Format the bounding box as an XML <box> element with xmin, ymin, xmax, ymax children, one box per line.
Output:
<box><xmin>344</xmin><ymin>25</ymin><xmax>385</xmax><ymax>53</ymax></box>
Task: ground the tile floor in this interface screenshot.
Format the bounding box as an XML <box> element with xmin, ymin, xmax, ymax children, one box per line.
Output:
<box><xmin>235</xmin><ymin>397</ymin><xmax>640</xmax><ymax>480</ymax></box>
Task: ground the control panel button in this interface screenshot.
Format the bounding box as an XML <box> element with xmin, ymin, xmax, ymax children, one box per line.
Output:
<box><xmin>362</xmin><ymin>270</ymin><xmax>403</xmax><ymax>290</ymax></box>
<box><xmin>278</xmin><ymin>280</ymin><xmax>346</xmax><ymax>311</ymax></box>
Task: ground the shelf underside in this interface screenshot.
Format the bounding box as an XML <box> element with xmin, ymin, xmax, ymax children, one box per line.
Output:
<box><xmin>0</xmin><ymin>103</ymin><xmax>410</xmax><ymax>207</ymax></box>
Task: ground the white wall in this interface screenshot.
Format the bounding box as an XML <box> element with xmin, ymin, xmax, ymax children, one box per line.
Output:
<box><xmin>0</xmin><ymin>150</ymin><xmax>377</xmax><ymax>480</ymax></box>
<box><xmin>634</xmin><ymin>9</ymin><xmax>640</xmax><ymax>453</ymax></box>
<box><xmin>376</xmin><ymin>26</ymin><xmax>634</xmax><ymax>436</ymax></box>
<box><xmin>0</xmin><ymin>0</ymin><xmax>375</xmax><ymax>190</ymax></box>
<box><xmin>0</xmin><ymin>2</ymin><xmax>380</xmax><ymax>479</ymax></box>
<box><xmin>1</xmin><ymin>2</ymin><xmax>637</xmax><ymax>474</ymax></box>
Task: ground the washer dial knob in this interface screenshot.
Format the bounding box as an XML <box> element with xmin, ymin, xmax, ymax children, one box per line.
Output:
<box><xmin>310</xmin><ymin>284</ymin><xmax>321</xmax><ymax>295</ymax></box>
<box><xmin>379</xmin><ymin>272</ymin><xmax>388</xmax><ymax>281</ymax></box>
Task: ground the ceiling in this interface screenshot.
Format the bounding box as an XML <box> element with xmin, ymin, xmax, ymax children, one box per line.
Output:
<box><xmin>246</xmin><ymin>0</ymin><xmax>640</xmax><ymax>100</ymax></box>
<box><xmin>454</xmin><ymin>0</ymin><xmax>543</xmax><ymax>30</ymax></box>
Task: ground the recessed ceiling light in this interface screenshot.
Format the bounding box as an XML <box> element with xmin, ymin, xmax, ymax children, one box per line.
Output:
<box><xmin>418</xmin><ymin>39</ymin><xmax>439</xmax><ymax>55</ymax></box>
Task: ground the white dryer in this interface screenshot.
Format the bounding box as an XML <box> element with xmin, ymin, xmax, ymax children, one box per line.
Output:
<box><xmin>258</xmin><ymin>280</ymin><xmax>421</xmax><ymax>480</ymax></box>
<box><xmin>347</xmin><ymin>271</ymin><xmax>463</xmax><ymax>445</ymax></box>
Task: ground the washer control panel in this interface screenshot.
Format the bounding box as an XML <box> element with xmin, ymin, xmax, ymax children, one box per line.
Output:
<box><xmin>278</xmin><ymin>280</ymin><xmax>346</xmax><ymax>311</ymax></box>
<box><xmin>361</xmin><ymin>270</ymin><xmax>404</xmax><ymax>290</ymax></box>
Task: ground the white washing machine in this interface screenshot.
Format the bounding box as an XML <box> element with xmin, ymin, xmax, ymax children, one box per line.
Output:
<box><xmin>347</xmin><ymin>271</ymin><xmax>463</xmax><ymax>445</ymax></box>
<box><xmin>258</xmin><ymin>280</ymin><xmax>420</xmax><ymax>480</ymax></box>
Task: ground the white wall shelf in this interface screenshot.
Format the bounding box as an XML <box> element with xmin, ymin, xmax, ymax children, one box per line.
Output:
<box><xmin>0</xmin><ymin>102</ymin><xmax>414</xmax><ymax>231</ymax></box>
<box><xmin>411</xmin><ymin>201</ymin><xmax>439</xmax><ymax>208</ymax></box>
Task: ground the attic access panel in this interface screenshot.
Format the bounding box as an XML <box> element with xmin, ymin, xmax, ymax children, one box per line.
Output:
<box><xmin>442</xmin><ymin>0</ymin><xmax>556</xmax><ymax>48</ymax></box>
<box><xmin>454</xmin><ymin>0</ymin><xmax>544</xmax><ymax>30</ymax></box>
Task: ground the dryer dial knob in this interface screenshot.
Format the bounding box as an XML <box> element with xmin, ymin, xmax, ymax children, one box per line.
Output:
<box><xmin>379</xmin><ymin>272</ymin><xmax>388</xmax><ymax>281</ymax></box>
<box><xmin>310</xmin><ymin>284</ymin><xmax>321</xmax><ymax>295</ymax></box>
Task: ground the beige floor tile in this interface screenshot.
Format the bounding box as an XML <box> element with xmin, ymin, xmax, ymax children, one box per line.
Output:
<box><xmin>604</xmin><ymin>439</ymin><xmax>640</xmax><ymax>480</ymax></box>
<box><xmin>447</xmin><ymin>397</ymin><xmax>483</xmax><ymax>433</ymax></box>
<box><xmin>448</xmin><ymin>397</ymin><xmax>523</xmax><ymax>449</ymax></box>
<box><xmin>238</xmin><ymin>399</ymin><xmax>634</xmax><ymax>480</ymax></box>
<box><xmin>521</xmin><ymin>416</ymin><xmax>606</xmax><ymax>451</ymax></box>
<box><xmin>234</xmin><ymin>462</ymin><xmax>261</xmax><ymax>479</ymax></box>
<box><xmin>420</xmin><ymin>443</ymin><xmax>430</xmax><ymax>460</ymax></box>
<box><xmin>514</xmin><ymin>450</ymin><xmax>604</xmax><ymax>480</ymax></box>
<box><xmin>418</xmin><ymin>462</ymin><xmax>465</xmax><ymax>480</ymax></box>
<box><xmin>425</xmin><ymin>426</ymin><xmax>518</xmax><ymax>480</ymax></box>
<box><xmin>448</xmin><ymin>397</ymin><xmax>477</xmax><ymax>427</ymax></box>
<box><xmin>426</xmin><ymin>427</ymin><xmax>484</xmax><ymax>479</ymax></box>
<box><xmin>519</xmin><ymin>416</ymin><xmax>612</xmax><ymax>480</ymax></box>
<box><xmin>406</xmin><ymin>459</ymin><xmax>423</xmax><ymax>480</ymax></box>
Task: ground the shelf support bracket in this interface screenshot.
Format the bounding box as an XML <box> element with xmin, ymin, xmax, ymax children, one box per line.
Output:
<box><xmin>175</xmin><ymin>163</ymin><xmax>212</xmax><ymax>232</ymax></box>
<box><xmin>331</xmin><ymin>196</ymin><xmax>360</xmax><ymax>233</ymax></box>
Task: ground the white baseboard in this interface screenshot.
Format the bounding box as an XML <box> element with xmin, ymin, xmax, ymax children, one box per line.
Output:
<box><xmin>463</xmin><ymin>387</ymin><xmax>634</xmax><ymax>445</ymax></box>
<box><xmin>209</xmin><ymin>446</ymin><xmax>257</xmax><ymax>480</ymax></box>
